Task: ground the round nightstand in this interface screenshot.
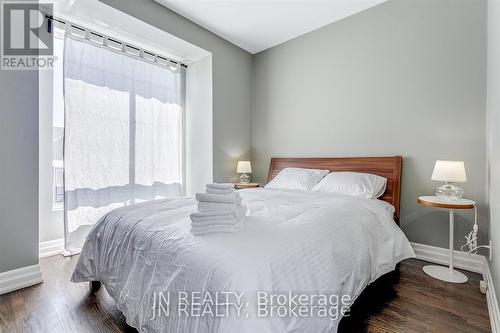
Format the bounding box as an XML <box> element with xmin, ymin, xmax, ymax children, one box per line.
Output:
<box><xmin>417</xmin><ymin>195</ymin><xmax>475</xmax><ymax>283</ymax></box>
<box><xmin>234</xmin><ymin>183</ymin><xmax>260</xmax><ymax>190</ymax></box>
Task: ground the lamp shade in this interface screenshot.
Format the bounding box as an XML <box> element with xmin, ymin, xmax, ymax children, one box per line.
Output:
<box><xmin>236</xmin><ymin>161</ymin><xmax>252</xmax><ymax>174</ymax></box>
<box><xmin>431</xmin><ymin>160</ymin><xmax>467</xmax><ymax>182</ymax></box>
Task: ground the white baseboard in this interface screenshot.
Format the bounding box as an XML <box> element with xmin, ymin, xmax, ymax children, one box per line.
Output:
<box><xmin>411</xmin><ymin>242</ymin><xmax>484</xmax><ymax>273</ymax></box>
<box><xmin>0</xmin><ymin>264</ymin><xmax>43</xmax><ymax>295</ymax></box>
<box><xmin>411</xmin><ymin>242</ymin><xmax>499</xmax><ymax>332</ymax></box>
<box><xmin>39</xmin><ymin>238</ymin><xmax>64</xmax><ymax>258</ymax></box>
<box><xmin>481</xmin><ymin>256</ymin><xmax>500</xmax><ymax>333</ymax></box>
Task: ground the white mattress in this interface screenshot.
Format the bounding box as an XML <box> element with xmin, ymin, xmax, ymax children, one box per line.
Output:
<box><xmin>72</xmin><ymin>188</ymin><xmax>415</xmax><ymax>333</ymax></box>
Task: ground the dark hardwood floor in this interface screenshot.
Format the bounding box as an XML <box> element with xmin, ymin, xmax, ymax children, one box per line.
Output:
<box><xmin>0</xmin><ymin>256</ymin><xmax>490</xmax><ymax>333</ymax></box>
<box><xmin>339</xmin><ymin>260</ymin><xmax>490</xmax><ymax>332</ymax></box>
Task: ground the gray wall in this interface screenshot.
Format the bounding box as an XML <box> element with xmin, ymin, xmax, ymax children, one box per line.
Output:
<box><xmin>0</xmin><ymin>69</ymin><xmax>39</xmax><ymax>272</ymax></box>
<box><xmin>99</xmin><ymin>0</ymin><xmax>253</xmax><ymax>183</ymax></box>
<box><xmin>252</xmin><ymin>0</ymin><xmax>487</xmax><ymax>249</ymax></box>
<box><xmin>487</xmin><ymin>0</ymin><xmax>500</xmax><ymax>303</ymax></box>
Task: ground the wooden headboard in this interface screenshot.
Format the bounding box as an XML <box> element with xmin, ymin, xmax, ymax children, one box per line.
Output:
<box><xmin>267</xmin><ymin>156</ymin><xmax>403</xmax><ymax>223</ymax></box>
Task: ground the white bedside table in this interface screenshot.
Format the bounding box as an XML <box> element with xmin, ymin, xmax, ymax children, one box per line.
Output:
<box><xmin>417</xmin><ymin>195</ymin><xmax>475</xmax><ymax>283</ymax></box>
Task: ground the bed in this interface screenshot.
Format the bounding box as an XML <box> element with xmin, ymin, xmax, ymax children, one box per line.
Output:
<box><xmin>71</xmin><ymin>156</ymin><xmax>414</xmax><ymax>333</ymax></box>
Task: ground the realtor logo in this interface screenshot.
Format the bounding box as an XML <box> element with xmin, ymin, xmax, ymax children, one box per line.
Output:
<box><xmin>1</xmin><ymin>1</ymin><xmax>53</xmax><ymax>70</ymax></box>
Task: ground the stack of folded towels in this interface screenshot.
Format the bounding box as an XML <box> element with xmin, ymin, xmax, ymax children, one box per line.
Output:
<box><xmin>190</xmin><ymin>183</ymin><xmax>247</xmax><ymax>235</ymax></box>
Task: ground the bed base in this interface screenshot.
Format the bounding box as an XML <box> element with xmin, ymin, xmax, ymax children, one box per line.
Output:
<box><xmin>89</xmin><ymin>281</ymin><xmax>101</xmax><ymax>293</ymax></box>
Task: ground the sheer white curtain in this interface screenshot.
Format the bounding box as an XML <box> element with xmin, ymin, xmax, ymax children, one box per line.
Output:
<box><xmin>63</xmin><ymin>36</ymin><xmax>185</xmax><ymax>255</ymax></box>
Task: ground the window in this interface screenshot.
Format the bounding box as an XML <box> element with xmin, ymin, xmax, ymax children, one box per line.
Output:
<box><xmin>60</xmin><ymin>28</ymin><xmax>186</xmax><ymax>253</ymax></box>
<box><xmin>52</xmin><ymin>160</ymin><xmax>64</xmax><ymax>208</ymax></box>
<box><xmin>52</xmin><ymin>28</ymin><xmax>65</xmax><ymax>210</ymax></box>
<box><xmin>36</xmin><ymin>8</ymin><xmax>213</xmax><ymax>255</ymax></box>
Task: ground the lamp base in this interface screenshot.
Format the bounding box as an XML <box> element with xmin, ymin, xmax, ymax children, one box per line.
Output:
<box><xmin>239</xmin><ymin>173</ymin><xmax>250</xmax><ymax>184</ymax></box>
<box><xmin>435</xmin><ymin>183</ymin><xmax>464</xmax><ymax>199</ymax></box>
<box><xmin>423</xmin><ymin>265</ymin><xmax>468</xmax><ymax>283</ymax></box>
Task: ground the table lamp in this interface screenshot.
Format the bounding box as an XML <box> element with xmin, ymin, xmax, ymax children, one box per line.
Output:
<box><xmin>431</xmin><ymin>160</ymin><xmax>467</xmax><ymax>198</ymax></box>
<box><xmin>236</xmin><ymin>161</ymin><xmax>252</xmax><ymax>184</ymax></box>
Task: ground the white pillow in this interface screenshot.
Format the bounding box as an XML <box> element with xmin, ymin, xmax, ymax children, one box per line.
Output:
<box><xmin>265</xmin><ymin>167</ymin><xmax>330</xmax><ymax>191</ymax></box>
<box><xmin>312</xmin><ymin>172</ymin><xmax>387</xmax><ymax>199</ymax></box>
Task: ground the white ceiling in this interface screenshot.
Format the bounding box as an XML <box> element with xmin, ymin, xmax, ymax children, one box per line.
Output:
<box><xmin>155</xmin><ymin>0</ymin><xmax>387</xmax><ymax>54</ymax></box>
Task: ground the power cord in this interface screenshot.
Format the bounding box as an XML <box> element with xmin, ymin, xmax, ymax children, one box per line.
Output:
<box><xmin>460</xmin><ymin>204</ymin><xmax>491</xmax><ymax>258</ymax></box>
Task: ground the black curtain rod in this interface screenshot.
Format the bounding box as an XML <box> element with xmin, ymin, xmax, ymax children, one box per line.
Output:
<box><xmin>45</xmin><ymin>15</ymin><xmax>188</xmax><ymax>68</ymax></box>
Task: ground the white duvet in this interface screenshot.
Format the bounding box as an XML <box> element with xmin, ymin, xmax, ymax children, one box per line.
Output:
<box><xmin>72</xmin><ymin>188</ymin><xmax>415</xmax><ymax>333</ymax></box>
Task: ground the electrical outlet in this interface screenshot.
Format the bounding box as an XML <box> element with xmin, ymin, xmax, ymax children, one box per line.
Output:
<box><xmin>480</xmin><ymin>280</ymin><xmax>488</xmax><ymax>294</ymax></box>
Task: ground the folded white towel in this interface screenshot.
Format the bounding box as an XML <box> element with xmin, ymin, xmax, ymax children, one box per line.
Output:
<box><xmin>198</xmin><ymin>201</ymin><xmax>242</xmax><ymax>213</ymax></box>
<box><xmin>206</xmin><ymin>188</ymin><xmax>235</xmax><ymax>195</ymax></box>
<box><xmin>191</xmin><ymin>222</ymin><xmax>243</xmax><ymax>236</ymax></box>
<box><xmin>190</xmin><ymin>205</ymin><xmax>247</xmax><ymax>222</ymax></box>
<box><xmin>191</xmin><ymin>219</ymin><xmax>240</xmax><ymax>227</ymax></box>
<box><xmin>206</xmin><ymin>183</ymin><xmax>235</xmax><ymax>190</ymax></box>
<box><xmin>195</xmin><ymin>192</ymin><xmax>240</xmax><ymax>204</ymax></box>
